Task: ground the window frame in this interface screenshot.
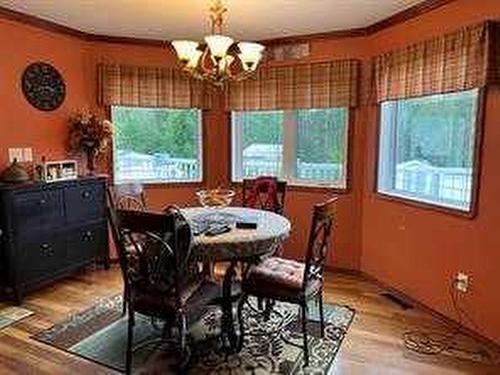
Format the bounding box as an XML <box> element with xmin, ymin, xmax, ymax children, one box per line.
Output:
<box><xmin>374</xmin><ymin>89</ymin><xmax>486</xmax><ymax>219</ymax></box>
<box><xmin>229</xmin><ymin>108</ymin><xmax>353</xmax><ymax>193</ymax></box>
<box><xmin>110</xmin><ymin>106</ymin><xmax>206</xmax><ymax>186</ymax></box>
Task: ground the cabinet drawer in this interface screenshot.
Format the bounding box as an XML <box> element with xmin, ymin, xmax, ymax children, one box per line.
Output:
<box><xmin>12</xmin><ymin>189</ymin><xmax>64</xmax><ymax>233</ymax></box>
<box><xmin>65</xmin><ymin>182</ymin><xmax>105</xmax><ymax>223</ymax></box>
<box><xmin>67</xmin><ymin>223</ymin><xmax>107</xmax><ymax>262</ymax></box>
<box><xmin>17</xmin><ymin>233</ymin><xmax>68</xmax><ymax>283</ymax></box>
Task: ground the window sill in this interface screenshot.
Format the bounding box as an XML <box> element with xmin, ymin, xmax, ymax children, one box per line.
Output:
<box><xmin>374</xmin><ymin>191</ymin><xmax>476</xmax><ymax>219</ymax></box>
<box><xmin>231</xmin><ymin>180</ymin><xmax>349</xmax><ymax>194</ymax></box>
<box><xmin>115</xmin><ymin>180</ymin><xmax>204</xmax><ymax>189</ymax></box>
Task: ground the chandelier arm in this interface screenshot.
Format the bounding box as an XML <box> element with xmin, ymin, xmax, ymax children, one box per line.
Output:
<box><xmin>200</xmin><ymin>47</ymin><xmax>215</xmax><ymax>77</ymax></box>
<box><xmin>226</xmin><ymin>55</ymin><xmax>237</xmax><ymax>79</ymax></box>
<box><xmin>234</xmin><ymin>70</ymin><xmax>255</xmax><ymax>82</ymax></box>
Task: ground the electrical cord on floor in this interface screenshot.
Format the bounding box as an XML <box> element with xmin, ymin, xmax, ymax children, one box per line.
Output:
<box><xmin>402</xmin><ymin>279</ymin><xmax>499</xmax><ymax>366</ymax></box>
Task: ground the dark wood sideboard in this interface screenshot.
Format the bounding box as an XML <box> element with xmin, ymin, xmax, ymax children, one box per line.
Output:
<box><xmin>0</xmin><ymin>176</ymin><xmax>109</xmax><ymax>303</ymax></box>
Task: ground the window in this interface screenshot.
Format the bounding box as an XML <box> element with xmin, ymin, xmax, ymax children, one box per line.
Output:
<box><xmin>232</xmin><ymin>108</ymin><xmax>349</xmax><ymax>188</ymax></box>
<box><xmin>112</xmin><ymin>107</ymin><xmax>202</xmax><ymax>184</ymax></box>
<box><xmin>377</xmin><ymin>89</ymin><xmax>480</xmax><ymax>212</ymax></box>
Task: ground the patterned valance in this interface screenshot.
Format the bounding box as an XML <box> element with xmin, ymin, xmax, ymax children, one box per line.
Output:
<box><xmin>373</xmin><ymin>21</ymin><xmax>500</xmax><ymax>103</ymax></box>
<box><xmin>226</xmin><ymin>60</ymin><xmax>360</xmax><ymax>110</ymax></box>
<box><xmin>97</xmin><ymin>64</ymin><xmax>211</xmax><ymax>109</ymax></box>
<box><xmin>487</xmin><ymin>21</ymin><xmax>500</xmax><ymax>85</ymax></box>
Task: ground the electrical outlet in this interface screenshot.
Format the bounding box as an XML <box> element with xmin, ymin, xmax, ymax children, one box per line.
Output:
<box><xmin>8</xmin><ymin>148</ymin><xmax>23</xmax><ymax>163</ymax></box>
<box><xmin>23</xmin><ymin>148</ymin><xmax>33</xmax><ymax>162</ymax></box>
<box><xmin>455</xmin><ymin>272</ymin><xmax>469</xmax><ymax>293</ymax></box>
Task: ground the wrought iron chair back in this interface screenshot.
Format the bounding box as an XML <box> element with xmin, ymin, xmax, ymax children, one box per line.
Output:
<box><xmin>302</xmin><ymin>197</ymin><xmax>337</xmax><ymax>293</ymax></box>
<box><xmin>117</xmin><ymin>195</ymin><xmax>146</xmax><ymax>211</ymax></box>
<box><xmin>113</xmin><ymin>183</ymin><xmax>147</xmax><ymax>211</ymax></box>
<box><xmin>242</xmin><ymin>176</ymin><xmax>287</xmax><ymax>215</ymax></box>
<box><xmin>115</xmin><ymin>207</ymin><xmax>193</xmax><ymax>304</ymax></box>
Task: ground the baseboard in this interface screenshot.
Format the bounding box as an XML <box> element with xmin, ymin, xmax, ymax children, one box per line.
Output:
<box><xmin>324</xmin><ymin>265</ymin><xmax>363</xmax><ymax>277</ymax></box>
<box><xmin>359</xmin><ymin>270</ymin><xmax>500</xmax><ymax>351</ymax></box>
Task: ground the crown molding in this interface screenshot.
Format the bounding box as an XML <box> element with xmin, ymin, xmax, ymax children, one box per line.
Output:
<box><xmin>0</xmin><ymin>5</ymin><xmax>89</xmax><ymax>39</ymax></box>
<box><xmin>0</xmin><ymin>6</ymin><xmax>165</xmax><ymax>46</ymax></box>
<box><xmin>261</xmin><ymin>27</ymin><xmax>369</xmax><ymax>45</ymax></box>
<box><xmin>365</xmin><ymin>0</ymin><xmax>458</xmax><ymax>35</ymax></box>
<box><xmin>262</xmin><ymin>0</ymin><xmax>458</xmax><ymax>45</ymax></box>
<box><xmin>85</xmin><ymin>33</ymin><xmax>166</xmax><ymax>47</ymax></box>
<box><xmin>0</xmin><ymin>0</ymin><xmax>459</xmax><ymax>47</ymax></box>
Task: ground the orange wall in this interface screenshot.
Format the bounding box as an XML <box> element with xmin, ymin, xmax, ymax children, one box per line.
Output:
<box><xmin>359</xmin><ymin>0</ymin><xmax>500</xmax><ymax>345</ymax></box>
<box><xmin>0</xmin><ymin>18</ymin><xmax>92</xmax><ymax>170</ymax></box>
<box><xmin>1</xmin><ymin>0</ymin><xmax>499</xmax><ymax>344</ymax></box>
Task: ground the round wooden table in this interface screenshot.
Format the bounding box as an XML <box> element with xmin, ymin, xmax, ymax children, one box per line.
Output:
<box><xmin>182</xmin><ymin>206</ymin><xmax>291</xmax><ymax>261</ymax></box>
<box><xmin>181</xmin><ymin>206</ymin><xmax>291</xmax><ymax>350</ymax></box>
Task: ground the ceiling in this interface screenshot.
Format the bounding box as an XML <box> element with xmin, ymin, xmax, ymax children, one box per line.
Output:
<box><xmin>0</xmin><ymin>0</ymin><xmax>426</xmax><ymax>41</ymax></box>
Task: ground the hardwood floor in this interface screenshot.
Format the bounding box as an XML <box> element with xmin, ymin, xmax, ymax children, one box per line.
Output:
<box><xmin>0</xmin><ymin>267</ymin><xmax>498</xmax><ymax>374</ymax></box>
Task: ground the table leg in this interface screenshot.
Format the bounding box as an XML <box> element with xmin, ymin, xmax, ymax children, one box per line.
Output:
<box><xmin>221</xmin><ymin>260</ymin><xmax>239</xmax><ymax>352</ymax></box>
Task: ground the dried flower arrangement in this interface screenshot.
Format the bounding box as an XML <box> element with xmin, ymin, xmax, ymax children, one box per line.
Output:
<box><xmin>68</xmin><ymin>111</ymin><xmax>112</xmax><ymax>174</ymax></box>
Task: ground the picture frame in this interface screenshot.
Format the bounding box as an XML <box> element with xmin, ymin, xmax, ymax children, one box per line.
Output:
<box><xmin>37</xmin><ymin>160</ymin><xmax>78</xmax><ymax>182</ymax></box>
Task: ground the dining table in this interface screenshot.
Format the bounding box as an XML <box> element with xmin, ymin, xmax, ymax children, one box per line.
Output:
<box><xmin>181</xmin><ymin>206</ymin><xmax>291</xmax><ymax>351</ymax></box>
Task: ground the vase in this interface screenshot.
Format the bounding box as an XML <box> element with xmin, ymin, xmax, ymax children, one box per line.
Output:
<box><xmin>85</xmin><ymin>148</ymin><xmax>97</xmax><ymax>175</ymax></box>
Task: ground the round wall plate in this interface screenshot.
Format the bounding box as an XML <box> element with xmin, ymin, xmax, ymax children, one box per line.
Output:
<box><xmin>22</xmin><ymin>62</ymin><xmax>66</xmax><ymax>111</ymax></box>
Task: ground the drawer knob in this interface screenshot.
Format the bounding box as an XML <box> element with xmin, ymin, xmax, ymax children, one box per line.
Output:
<box><xmin>82</xmin><ymin>191</ymin><xmax>91</xmax><ymax>199</ymax></box>
<box><xmin>39</xmin><ymin>199</ymin><xmax>46</xmax><ymax>205</ymax></box>
<box><xmin>83</xmin><ymin>231</ymin><xmax>93</xmax><ymax>241</ymax></box>
<box><xmin>40</xmin><ymin>243</ymin><xmax>53</xmax><ymax>256</ymax></box>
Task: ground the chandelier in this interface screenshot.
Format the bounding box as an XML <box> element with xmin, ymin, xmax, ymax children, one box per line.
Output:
<box><xmin>171</xmin><ymin>0</ymin><xmax>265</xmax><ymax>86</ymax></box>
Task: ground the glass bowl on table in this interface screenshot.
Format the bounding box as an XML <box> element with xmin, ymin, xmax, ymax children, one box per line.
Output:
<box><xmin>196</xmin><ymin>188</ymin><xmax>235</xmax><ymax>209</ymax></box>
<box><xmin>193</xmin><ymin>189</ymin><xmax>237</xmax><ymax>235</ymax></box>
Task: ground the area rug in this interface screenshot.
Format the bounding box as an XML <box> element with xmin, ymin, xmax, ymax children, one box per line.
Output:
<box><xmin>33</xmin><ymin>294</ymin><xmax>355</xmax><ymax>374</ymax></box>
<box><xmin>0</xmin><ymin>305</ymin><xmax>34</xmax><ymax>330</ymax></box>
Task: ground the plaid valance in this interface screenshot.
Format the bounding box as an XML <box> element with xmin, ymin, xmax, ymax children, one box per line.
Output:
<box><xmin>487</xmin><ymin>21</ymin><xmax>500</xmax><ymax>85</ymax></box>
<box><xmin>226</xmin><ymin>60</ymin><xmax>360</xmax><ymax>110</ymax></box>
<box><xmin>97</xmin><ymin>64</ymin><xmax>212</xmax><ymax>109</ymax></box>
<box><xmin>373</xmin><ymin>21</ymin><xmax>500</xmax><ymax>103</ymax></box>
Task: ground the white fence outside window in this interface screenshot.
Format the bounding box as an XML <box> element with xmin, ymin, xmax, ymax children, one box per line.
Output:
<box><xmin>116</xmin><ymin>152</ymin><xmax>470</xmax><ymax>208</ymax></box>
<box><xmin>115</xmin><ymin>151</ymin><xmax>200</xmax><ymax>183</ymax></box>
<box><xmin>394</xmin><ymin>160</ymin><xmax>472</xmax><ymax>208</ymax></box>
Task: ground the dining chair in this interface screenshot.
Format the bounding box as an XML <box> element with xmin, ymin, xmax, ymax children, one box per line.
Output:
<box><xmin>113</xmin><ymin>183</ymin><xmax>147</xmax><ymax>211</ymax></box>
<box><xmin>237</xmin><ymin>197</ymin><xmax>338</xmax><ymax>367</ymax></box>
<box><xmin>242</xmin><ymin>176</ymin><xmax>287</xmax><ymax>215</ymax></box>
<box><xmin>107</xmin><ymin>204</ymin><xmax>220</xmax><ymax>373</ymax></box>
<box><xmin>241</xmin><ymin>176</ymin><xmax>288</xmax><ymax>314</ymax></box>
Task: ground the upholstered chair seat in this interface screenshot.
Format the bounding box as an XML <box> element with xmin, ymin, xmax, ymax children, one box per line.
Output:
<box><xmin>243</xmin><ymin>257</ymin><xmax>321</xmax><ymax>301</ymax></box>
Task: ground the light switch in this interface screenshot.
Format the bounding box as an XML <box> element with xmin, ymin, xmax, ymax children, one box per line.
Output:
<box><xmin>8</xmin><ymin>148</ymin><xmax>23</xmax><ymax>163</ymax></box>
<box><xmin>23</xmin><ymin>148</ymin><xmax>33</xmax><ymax>162</ymax></box>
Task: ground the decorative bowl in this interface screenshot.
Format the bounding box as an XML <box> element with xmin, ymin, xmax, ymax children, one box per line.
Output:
<box><xmin>196</xmin><ymin>189</ymin><xmax>235</xmax><ymax>209</ymax></box>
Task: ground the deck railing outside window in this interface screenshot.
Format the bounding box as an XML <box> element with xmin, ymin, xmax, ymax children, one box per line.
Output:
<box><xmin>112</xmin><ymin>107</ymin><xmax>203</xmax><ymax>184</ymax></box>
<box><xmin>232</xmin><ymin>108</ymin><xmax>349</xmax><ymax>188</ymax></box>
